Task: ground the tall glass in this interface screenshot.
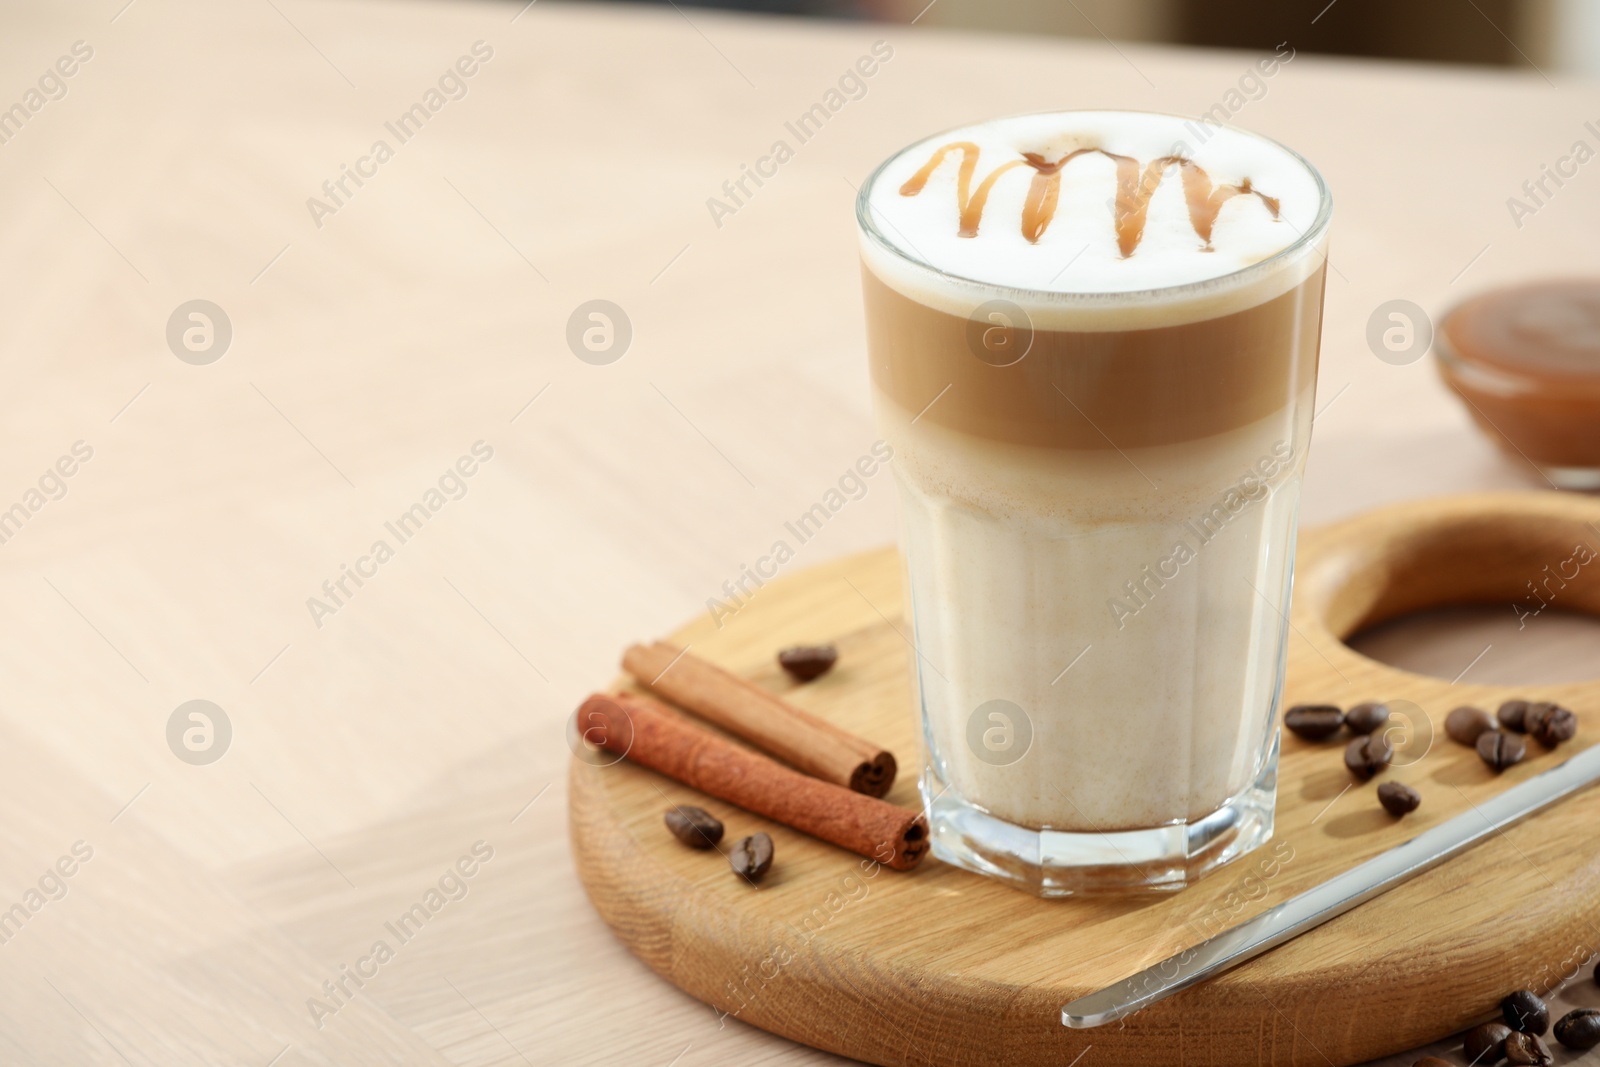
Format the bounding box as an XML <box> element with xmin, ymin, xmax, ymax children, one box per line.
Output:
<box><xmin>856</xmin><ymin>111</ymin><xmax>1331</xmax><ymax>895</ymax></box>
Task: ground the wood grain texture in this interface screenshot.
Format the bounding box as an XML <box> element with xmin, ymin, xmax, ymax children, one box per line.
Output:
<box><xmin>571</xmin><ymin>492</ymin><xmax>1600</xmax><ymax>1067</ymax></box>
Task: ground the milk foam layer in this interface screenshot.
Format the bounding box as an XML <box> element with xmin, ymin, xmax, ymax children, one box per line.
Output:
<box><xmin>861</xmin><ymin>111</ymin><xmax>1328</xmax><ymax>330</ymax></box>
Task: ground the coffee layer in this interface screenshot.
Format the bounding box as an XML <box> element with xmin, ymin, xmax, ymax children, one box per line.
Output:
<box><xmin>864</xmin><ymin>265</ymin><xmax>1325</xmax><ymax>450</ymax></box>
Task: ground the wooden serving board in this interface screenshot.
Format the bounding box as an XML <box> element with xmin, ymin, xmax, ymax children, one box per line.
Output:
<box><xmin>568</xmin><ymin>492</ymin><xmax>1600</xmax><ymax>1067</ymax></box>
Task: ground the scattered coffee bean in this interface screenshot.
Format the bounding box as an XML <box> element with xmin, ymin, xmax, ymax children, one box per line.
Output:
<box><xmin>1285</xmin><ymin>703</ymin><xmax>1345</xmax><ymax>741</ymax></box>
<box><xmin>1521</xmin><ymin>702</ymin><xmax>1552</xmax><ymax>736</ymax></box>
<box><xmin>1377</xmin><ymin>781</ymin><xmax>1421</xmax><ymax>816</ymax></box>
<box><xmin>1478</xmin><ymin>730</ymin><xmax>1527</xmax><ymax>772</ymax></box>
<box><xmin>1346</xmin><ymin>701</ymin><xmax>1390</xmax><ymax>735</ymax></box>
<box><xmin>1503</xmin><ymin>989</ymin><xmax>1550</xmax><ymax>1035</ymax></box>
<box><xmin>1555</xmin><ymin>1008</ymin><xmax>1600</xmax><ymax>1051</ymax></box>
<box><xmin>1446</xmin><ymin>705</ymin><xmax>1496</xmax><ymax>746</ymax></box>
<box><xmin>1464</xmin><ymin>1021</ymin><xmax>1512</xmax><ymax>1063</ymax></box>
<box><xmin>1498</xmin><ymin>699</ymin><xmax>1531</xmax><ymax>732</ymax></box>
<box><xmin>778</xmin><ymin>645</ymin><xmax>838</xmax><ymax>682</ymax></box>
<box><xmin>664</xmin><ymin>805</ymin><xmax>724</xmax><ymax>850</ymax></box>
<box><xmin>1527</xmin><ymin>703</ymin><xmax>1576</xmax><ymax>747</ymax></box>
<box><xmin>729</xmin><ymin>832</ymin><xmax>774</xmax><ymax>882</ymax></box>
<box><xmin>1503</xmin><ymin>1031</ymin><xmax>1552</xmax><ymax>1065</ymax></box>
<box><xmin>1344</xmin><ymin>733</ymin><xmax>1393</xmax><ymax>779</ymax></box>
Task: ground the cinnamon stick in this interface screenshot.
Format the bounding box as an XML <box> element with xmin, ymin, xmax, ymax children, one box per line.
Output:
<box><xmin>576</xmin><ymin>691</ymin><xmax>927</xmax><ymax>870</ymax></box>
<box><xmin>623</xmin><ymin>641</ymin><xmax>896</xmax><ymax>797</ymax></box>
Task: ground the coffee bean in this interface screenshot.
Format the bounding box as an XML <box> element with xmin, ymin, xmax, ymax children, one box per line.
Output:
<box><xmin>1498</xmin><ymin>699</ymin><xmax>1531</xmax><ymax>732</ymax></box>
<box><xmin>1528</xmin><ymin>703</ymin><xmax>1576</xmax><ymax>747</ymax></box>
<box><xmin>1478</xmin><ymin>730</ymin><xmax>1527</xmax><ymax>772</ymax></box>
<box><xmin>1503</xmin><ymin>1031</ymin><xmax>1552</xmax><ymax>1065</ymax></box>
<box><xmin>1346</xmin><ymin>701</ymin><xmax>1390</xmax><ymax>735</ymax></box>
<box><xmin>1521</xmin><ymin>702</ymin><xmax>1552</xmax><ymax>735</ymax></box>
<box><xmin>664</xmin><ymin>805</ymin><xmax>724</xmax><ymax>849</ymax></box>
<box><xmin>1344</xmin><ymin>733</ymin><xmax>1393</xmax><ymax>779</ymax></box>
<box><xmin>1446</xmin><ymin>705</ymin><xmax>1496</xmax><ymax>746</ymax></box>
<box><xmin>1285</xmin><ymin>703</ymin><xmax>1345</xmax><ymax>741</ymax></box>
<box><xmin>1377</xmin><ymin>781</ymin><xmax>1421</xmax><ymax>816</ymax></box>
<box><xmin>729</xmin><ymin>832</ymin><xmax>774</xmax><ymax>882</ymax></box>
<box><xmin>1555</xmin><ymin>1008</ymin><xmax>1600</xmax><ymax>1051</ymax></box>
<box><xmin>778</xmin><ymin>645</ymin><xmax>838</xmax><ymax>682</ymax></box>
<box><xmin>1503</xmin><ymin>989</ymin><xmax>1550</xmax><ymax>1035</ymax></box>
<box><xmin>1464</xmin><ymin>1021</ymin><xmax>1512</xmax><ymax>1063</ymax></box>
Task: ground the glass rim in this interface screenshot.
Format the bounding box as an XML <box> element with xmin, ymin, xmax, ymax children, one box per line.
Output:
<box><xmin>854</xmin><ymin>108</ymin><xmax>1334</xmax><ymax>308</ymax></box>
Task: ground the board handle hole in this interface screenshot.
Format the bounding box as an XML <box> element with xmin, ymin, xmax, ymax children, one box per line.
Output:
<box><xmin>1313</xmin><ymin>503</ymin><xmax>1600</xmax><ymax>685</ymax></box>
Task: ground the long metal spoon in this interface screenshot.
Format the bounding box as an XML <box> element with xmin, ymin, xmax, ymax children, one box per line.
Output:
<box><xmin>1062</xmin><ymin>741</ymin><xmax>1600</xmax><ymax>1028</ymax></box>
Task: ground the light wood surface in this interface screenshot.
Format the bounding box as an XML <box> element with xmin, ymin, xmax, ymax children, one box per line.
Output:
<box><xmin>4</xmin><ymin>1</ymin><xmax>1600</xmax><ymax>1065</ymax></box>
<box><xmin>571</xmin><ymin>493</ymin><xmax>1600</xmax><ymax>1067</ymax></box>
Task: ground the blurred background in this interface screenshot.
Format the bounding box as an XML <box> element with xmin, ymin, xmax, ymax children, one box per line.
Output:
<box><xmin>646</xmin><ymin>0</ymin><xmax>1600</xmax><ymax>75</ymax></box>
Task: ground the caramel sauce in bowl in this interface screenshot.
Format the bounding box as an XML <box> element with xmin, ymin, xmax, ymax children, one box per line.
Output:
<box><xmin>1437</xmin><ymin>279</ymin><xmax>1600</xmax><ymax>489</ymax></box>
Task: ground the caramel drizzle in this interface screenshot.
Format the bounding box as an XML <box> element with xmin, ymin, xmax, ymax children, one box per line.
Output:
<box><xmin>898</xmin><ymin>141</ymin><xmax>1281</xmax><ymax>257</ymax></box>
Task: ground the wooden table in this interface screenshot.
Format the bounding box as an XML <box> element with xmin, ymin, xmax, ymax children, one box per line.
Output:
<box><xmin>2</xmin><ymin>2</ymin><xmax>1597</xmax><ymax>1064</ymax></box>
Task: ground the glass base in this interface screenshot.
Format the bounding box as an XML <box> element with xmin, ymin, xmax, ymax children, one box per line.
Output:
<box><xmin>923</xmin><ymin>733</ymin><xmax>1279</xmax><ymax>897</ymax></box>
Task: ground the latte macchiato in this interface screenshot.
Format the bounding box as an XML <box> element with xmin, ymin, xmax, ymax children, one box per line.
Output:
<box><xmin>856</xmin><ymin>111</ymin><xmax>1331</xmax><ymax>894</ymax></box>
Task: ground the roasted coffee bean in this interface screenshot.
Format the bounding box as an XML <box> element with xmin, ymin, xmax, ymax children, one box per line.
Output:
<box><xmin>1498</xmin><ymin>699</ymin><xmax>1531</xmax><ymax>732</ymax></box>
<box><xmin>1285</xmin><ymin>704</ymin><xmax>1345</xmax><ymax>741</ymax></box>
<box><xmin>1377</xmin><ymin>781</ymin><xmax>1421</xmax><ymax>816</ymax></box>
<box><xmin>1345</xmin><ymin>701</ymin><xmax>1390</xmax><ymax>735</ymax></box>
<box><xmin>1478</xmin><ymin>730</ymin><xmax>1527</xmax><ymax>772</ymax></box>
<box><xmin>1555</xmin><ymin>1008</ymin><xmax>1600</xmax><ymax>1051</ymax></box>
<box><xmin>778</xmin><ymin>645</ymin><xmax>838</xmax><ymax>682</ymax></box>
<box><xmin>729</xmin><ymin>832</ymin><xmax>774</xmax><ymax>882</ymax></box>
<box><xmin>1503</xmin><ymin>1031</ymin><xmax>1552</xmax><ymax>1065</ymax></box>
<box><xmin>1503</xmin><ymin>989</ymin><xmax>1550</xmax><ymax>1035</ymax></box>
<box><xmin>1528</xmin><ymin>703</ymin><xmax>1576</xmax><ymax>747</ymax></box>
<box><xmin>1464</xmin><ymin>1021</ymin><xmax>1512</xmax><ymax>1063</ymax></box>
<box><xmin>1521</xmin><ymin>702</ymin><xmax>1552</xmax><ymax>735</ymax></box>
<box><xmin>1446</xmin><ymin>705</ymin><xmax>1496</xmax><ymax>746</ymax></box>
<box><xmin>1344</xmin><ymin>733</ymin><xmax>1393</xmax><ymax>779</ymax></box>
<box><xmin>664</xmin><ymin>805</ymin><xmax>724</xmax><ymax>849</ymax></box>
